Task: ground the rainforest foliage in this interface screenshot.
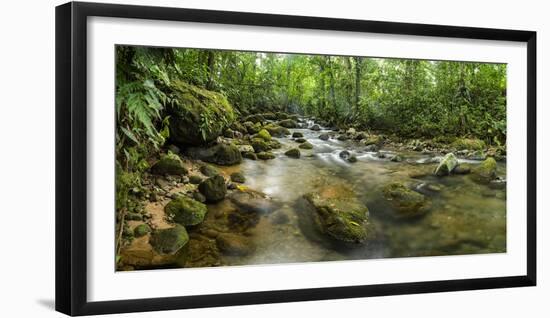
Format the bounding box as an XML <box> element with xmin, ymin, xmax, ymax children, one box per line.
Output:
<box><xmin>114</xmin><ymin>45</ymin><xmax>506</xmax><ymax>210</ymax></box>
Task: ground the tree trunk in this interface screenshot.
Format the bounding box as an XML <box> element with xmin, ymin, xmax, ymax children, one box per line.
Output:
<box><xmin>206</xmin><ymin>51</ymin><xmax>216</xmax><ymax>90</ymax></box>
<box><xmin>354</xmin><ymin>56</ymin><xmax>362</xmax><ymax>113</ymax></box>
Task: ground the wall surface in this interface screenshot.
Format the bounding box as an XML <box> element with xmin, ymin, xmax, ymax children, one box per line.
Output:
<box><xmin>0</xmin><ymin>0</ymin><xmax>547</xmax><ymax>316</ymax></box>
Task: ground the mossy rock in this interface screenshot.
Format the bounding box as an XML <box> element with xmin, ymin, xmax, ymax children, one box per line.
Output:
<box><xmin>452</xmin><ymin>138</ymin><xmax>486</xmax><ymax>151</ymax></box>
<box><xmin>310</xmin><ymin>124</ymin><xmax>321</xmax><ymax>131</ymax></box>
<box><xmin>319</xmin><ymin>133</ymin><xmax>330</xmax><ymax>141</ymax></box>
<box><xmin>264</xmin><ymin>123</ymin><xmax>291</xmax><ymax>137</ymax></box>
<box><xmin>164</xmin><ymin>195</ymin><xmax>208</xmax><ymax>226</ymax></box>
<box><xmin>285</xmin><ymin>148</ymin><xmax>301</xmax><ymax>158</ymax></box>
<box><xmin>198</xmin><ymin>175</ymin><xmax>227</xmax><ymax>202</ymax></box>
<box><xmin>151</xmin><ymin>153</ymin><xmax>188</xmax><ymax>175</ymax></box>
<box><xmin>167</xmin><ymin>81</ymin><xmax>235</xmax><ymax>146</ymax></box>
<box><xmin>364</xmin><ymin>135</ymin><xmax>383</xmax><ymax>146</ymax></box>
<box><xmin>292</xmin><ymin>132</ymin><xmax>304</xmax><ymax>138</ymax></box>
<box><xmin>347</xmin><ymin>155</ymin><xmax>357</xmax><ymax>163</ymax></box>
<box><xmin>299</xmin><ymin>142</ymin><xmax>313</xmax><ymax>150</ymax></box>
<box><xmin>295</xmin><ymin>138</ymin><xmax>307</xmax><ymax>143</ymax></box>
<box><xmin>391</xmin><ymin>154</ymin><xmax>404</xmax><ymax>162</ymax></box>
<box><xmin>268</xmin><ymin>139</ymin><xmax>281</xmax><ymax>149</ymax></box>
<box><xmin>243</xmin><ymin>114</ymin><xmax>265</xmax><ymax>124</ymax></box>
<box><xmin>257</xmin><ymin>152</ymin><xmax>275</xmax><ymax>160</ymax></box>
<box><xmin>230</xmin><ymin>121</ymin><xmax>247</xmax><ymax>134</ymax></box>
<box><xmin>453</xmin><ymin>164</ymin><xmax>471</xmax><ymax>175</ymax></box>
<box><xmin>251</xmin><ymin>138</ymin><xmax>270</xmax><ymax>153</ymax></box>
<box><xmin>304</xmin><ymin>189</ymin><xmax>371</xmax><ymax>243</ymax></box>
<box><xmin>243</xmin><ymin>152</ymin><xmax>258</xmax><ymax>160</ymax></box>
<box><xmin>126</xmin><ymin>212</ymin><xmax>143</xmax><ymax>221</ymax></box>
<box><xmin>230</xmin><ymin>172</ymin><xmax>246</xmax><ymax>183</ymax></box>
<box><xmin>257</xmin><ymin>129</ymin><xmax>272</xmax><ymax>141</ymax></box>
<box><xmin>188</xmin><ymin>174</ymin><xmax>204</xmax><ymax>184</ymax></box>
<box><xmin>261</xmin><ymin>112</ymin><xmax>277</xmax><ymax>120</ymax></box>
<box><xmin>150</xmin><ymin>225</ymin><xmax>189</xmax><ymax>255</ymax></box>
<box><xmin>382</xmin><ymin>182</ymin><xmax>429</xmax><ymax>218</ymax></box>
<box><xmin>434</xmin><ymin>153</ymin><xmax>458</xmax><ymax>176</ymax></box>
<box><xmin>186</xmin><ymin>143</ymin><xmax>242</xmax><ymax>166</ymax></box>
<box><xmin>470</xmin><ymin>157</ymin><xmax>497</xmax><ymax>184</ymax></box>
<box><xmin>278</xmin><ymin>119</ymin><xmax>298</xmax><ymax>128</ymax></box>
<box><xmin>244</xmin><ymin>121</ymin><xmax>261</xmax><ymax>134</ymax></box>
<box><xmin>134</xmin><ymin>224</ymin><xmax>151</xmax><ymax>237</ymax></box>
<box><xmin>200</xmin><ymin>164</ymin><xmax>221</xmax><ymax>177</ymax></box>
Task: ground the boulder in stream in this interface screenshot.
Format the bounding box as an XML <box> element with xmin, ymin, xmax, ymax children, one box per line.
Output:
<box><xmin>470</xmin><ymin>157</ymin><xmax>497</xmax><ymax>184</ymax></box>
<box><xmin>257</xmin><ymin>151</ymin><xmax>276</xmax><ymax>160</ymax></box>
<box><xmin>434</xmin><ymin>153</ymin><xmax>458</xmax><ymax>176</ymax></box>
<box><xmin>198</xmin><ymin>175</ymin><xmax>227</xmax><ymax>202</ymax></box>
<box><xmin>257</xmin><ymin>129</ymin><xmax>272</xmax><ymax>141</ymax></box>
<box><xmin>150</xmin><ymin>225</ymin><xmax>190</xmax><ymax>255</ymax></box>
<box><xmin>216</xmin><ymin>233</ymin><xmax>255</xmax><ymax>256</ymax></box>
<box><xmin>263</xmin><ymin>123</ymin><xmax>291</xmax><ymax>137</ymax></box>
<box><xmin>200</xmin><ymin>164</ymin><xmax>221</xmax><ymax>177</ymax></box>
<box><xmin>230</xmin><ymin>172</ymin><xmax>246</xmax><ymax>183</ymax></box>
<box><xmin>319</xmin><ymin>133</ymin><xmax>330</xmax><ymax>141</ymax></box>
<box><xmin>285</xmin><ymin>148</ymin><xmax>301</xmax><ymax>158</ymax></box>
<box><xmin>292</xmin><ymin>132</ymin><xmax>304</xmax><ymax>138</ymax></box>
<box><xmin>251</xmin><ymin>138</ymin><xmax>271</xmax><ymax>153</ymax></box>
<box><xmin>278</xmin><ymin>119</ymin><xmax>298</xmax><ymax>128</ymax></box>
<box><xmin>303</xmin><ymin>186</ymin><xmax>372</xmax><ymax>244</ymax></box>
<box><xmin>185</xmin><ymin>143</ymin><xmax>242</xmax><ymax>166</ymax></box>
<box><xmin>299</xmin><ymin>142</ymin><xmax>313</xmax><ymax>150</ymax></box>
<box><xmin>310</xmin><ymin>124</ymin><xmax>321</xmax><ymax>131</ymax></box>
<box><xmin>382</xmin><ymin>182</ymin><xmax>430</xmax><ymax>219</ymax></box>
<box><xmin>339</xmin><ymin>150</ymin><xmax>351</xmax><ymax>160</ymax></box>
<box><xmin>165</xmin><ymin>195</ymin><xmax>208</xmax><ymax>226</ymax></box>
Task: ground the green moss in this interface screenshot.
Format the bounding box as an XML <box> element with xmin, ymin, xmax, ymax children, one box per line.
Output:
<box><xmin>168</xmin><ymin>81</ymin><xmax>235</xmax><ymax>146</ymax></box>
<box><xmin>251</xmin><ymin>138</ymin><xmax>270</xmax><ymax>153</ymax></box>
<box><xmin>164</xmin><ymin>195</ymin><xmax>208</xmax><ymax>226</ymax></box>
<box><xmin>382</xmin><ymin>182</ymin><xmax>428</xmax><ymax>218</ymax></box>
<box><xmin>471</xmin><ymin>157</ymin><xmax>497</xmax><ymax>183</ymax></box>
<box><xmin>434</xmin><ymin>152</ymin><xmax>458</xmax><ymax>176</ymax></box>
<box><xmin>257</xmin><ymin>152</ymin><xmax>276</xmax><ymax>160</ymax></box>
<box><xmin>150</xmin><ymin>225</ymin><xmax>189</xmax><ymax>255</ymax></box>
<box><xmin>230</xmin><ymin>172</ymin><xmax>246</xmax><ymax>183</ymax></box>
<box><xmin>452</xmin><ymin>138</ymin><xmax>486</xmax><ymax>151</ymax></box>
<box><xmin>200</xmin><ymin>164</ymin><xmax>220</xmax><ymax>177</ymax></box>
<box><xmin>198</xmin><ymin>175</ymin><xmax>227</xmax><ymax>202</ymax></box>
<box><xmin>263</xmin><ymin>123</ymin><xmax>290</xmax><ymax>137</ymax></box>
<box><xmin>257</xmin><ymin>129</ymin><xmax>272</xmax><ymax>141</ymax></box>
<box><xmin>151</xmin><ymin>152</ymin><xmax>188</xmax><ymax>175</ymax></box>
<box><xmin>278</xmin><ymin>119</ymin><xmax>298</xmax><ymax>128</ymax></box>
<box><xmin>134</xmin><ymin>224</ymin><xmax>151</xmax><ymax>237</ymax></box>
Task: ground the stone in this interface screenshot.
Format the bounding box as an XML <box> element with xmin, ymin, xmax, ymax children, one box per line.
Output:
<box><xmin>382</xmin><ymin>182</ymin><xmax>429</xmax><ymax>219</ymax></box>
<box><xmin>278</xmin><ymin>119</ymin><xmax>298</xmax><ymax>128</ymax></box>
<box><xmin>250</xmin><ymin>138</ymin><xmax>270</xmax><ymax>153</ymax></box>
<box><xmin>242</xmin><ymin>152</ymin><xmax>258</xmax><ymax>160</ymax></box>
<box><xmin>299</xmin><ymin>142</ymin><xmax>313</xmax><ymax>150</ymax></box>
<box><xmin>133</xmin><ymin>224</ymin><xmax>151</xmax><ymax>237</ymax></box>
<box><xmin>150</xmin><ymin>153</ymin><xmax>188</xmax><ymax>175</ymax></box>
<box><xmin>185</xmin><ymin>143</ymin><xmax>242</xmax><ymax>166</ymax></box>
<box><xmin>292</xmin><ymin>132</ymin><xmax>304</xmax><ymax>138</ymax></box>
<box><xmin>319</xmin><ymin>133</ymin><xmax>330</xmax><ymax>141</ymax></box>
<box><xmin>188</xmin><ymin>174</ymin><xmax>203</xmax><ymax>184</ymax></box>
<box><xmin>230</xmin><ymin>172</ymin><xmax>246</xmax><ymax>183</ymax></box>
<box><xmin>263</xmin><ymin>123</ymin><xmax>291</xmax><ymax>137</ymax></box>
<box><xmin>236</xmin><ymin>144</ymin><xmax>254</xmax><ymax>154</ymax></box>
<box><xmin>257</xmin><ymin>152</ymin><xmax>275</xmax><ymax>160</ymax></box>
<box><xmin>471</xmin><ymin>157</ymin><xmax>498</xmax><ymax>184</ymax></box>
<box><xmin>295</xmin><ymin>138</ymin><xmax>307</xmax><ymax>143</ymax></box>
<box><xmin>434</xmin><ymin>153</ymin><xmax>458</xmax><ymax>176</ymax></box>
<box><xmin>452</xmin><ymin>138</ymin><xmax>486</xmax><ymax>151</ymax></box>
<box><xmin>339</xmin><ymin>150</ymin><xmax>351</xmax><ymax>160</ymax></box>
<box><xmin>165</xmin><ymin>195</ymin><xmax>208</xmax><ymax>226</ymax></box>
<box><xmin>150</xmin><ymin>225</ymin><xmax>189</xmax><ymax>255</ymax></box>
<box><xmin>310</xmin><ymin>124</ymin><xmax>321</xmax><ymax>131</ymax></box>
<box><xmin>391</xmin><ymin>154</ymin><xmax>404</xmax><ymax>162</ymax></box>
<box><xmin>216</xmin><ymin>233</ymin><xmax>254</xmax><ymax>256</ymax></box>
<box><xmin>198</xmin><ymin>175</ymin><xmax>227</xmax><ymax>202</ymax></box>
<box><xmin>168</xmin><ymin>81</ymin><xmax>235</xmax><ymax>146</ymax></box>
<box><xmin>257</xmin><ymin>129</ymin><xmax>272</xmax><ymax>141</ymax></box>
<box><xmin>453</xmin><ymin>164</ymin><xmax>471</xmax><ymax>175</ymax></box>
<box><xmin>200</xmin><ymin>164</ymin><xmax>220</xmax><ymax>177</ymax></box>
<box><xmin>285</xmin><ymin>148</ymin><xmax>301</xmax><ymax>158</ymax></box>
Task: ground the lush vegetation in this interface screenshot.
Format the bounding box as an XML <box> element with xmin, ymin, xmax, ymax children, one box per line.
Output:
<box><xmin>114</xmin><ymin>46</ymin><xmax>506</xmax><ymax>256</ymax></box>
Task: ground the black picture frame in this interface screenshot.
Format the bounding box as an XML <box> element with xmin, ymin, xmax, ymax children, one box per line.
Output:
<box><xmin>55</xmin><ymin>1</ymin><xmax>537</xmax><ymax>316</ymax></box>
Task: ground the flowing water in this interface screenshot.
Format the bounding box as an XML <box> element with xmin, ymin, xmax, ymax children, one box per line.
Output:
<box><xmin>217</xmin><ymin>120</ymin><xmax>507</xmax><ymax>266</ymax></box>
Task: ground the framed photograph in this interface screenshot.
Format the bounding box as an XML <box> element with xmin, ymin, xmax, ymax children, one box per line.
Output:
<box><xmin>55</xmin><ymin>1</ymin><xmax>536</xmax><ymax>316</ymax></box>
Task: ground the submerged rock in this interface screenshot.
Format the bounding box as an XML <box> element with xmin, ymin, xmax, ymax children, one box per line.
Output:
<box><xmin>168</xmin><ymin>81</ymin><xmax>235</xmax><ymax>146</ymax></box>
<box><xmin>285</xmin><ymin>148</ymin><xmax>301</xmax><ymax>158</ymax></box>
<box><xmin>164</xmin><ymin>195</ymin><xmax>208</xmax><ymax>226</ymax></box>
<box><xmin>150</xmin><ymin>153</ymin><xmax>188</xmax><ymax>175</ymax></box>
<box><xmin>150</xmin><ymin>225</ymin><xmax>189</xmax><ymax>255</ymax></box>
<box><xmin>470</xmin><ymin>157</ymin><xmax>497</xmax><ymax>184</ymax></box>
<box><xmin>453</xmin><ymin>164</ymin><xmax>471</xmax><ymax>175</ymax></box>
<box><xmin>434</xmin><ymin>153</ymin><xmax>458</xmax><ymax>176</ymax></box>
<box><xmin>236</xmin><ymin>144</ymin><xmax>255</xmax><ymax>154</ymax></box>
<box><xmin>229</xmin><ymin>190</ymin><xmax>279</xmax><ymax>214</ymax></box>
<box><xmin>347</xmin><ymin>155</ymin><xmax>357</xmax><ymax>163</ymax></box>
<box><xmin>230</xmin><ymin>172</ymin><xmax>246</xmax><ymax>183</ymax></box>
<box><xmin>303</xmin><ymin>187</ymin><xmax>371</xmax><ymax>244</ymax></box>
<box><xmin>292</xmin><ymin>132</ymin><xmax>304</xmax><ymax>138</ymax></box>
<box><xmin>198</xmin><ymin>175</ymin><xmax>227</xmax><ymax>202</ymax></box>
<box><xmin>339</xmin><ymin>150</ymin><xmax>351</xmax><ymax>160</ymax></box>
<box><xmin>295</xmin><ymin>138</ymin><xmax>307</xmax><ymax>143</ymax></box>
<box><xmin>216</xmin><ymin>233</ymin><xmax>255</xmax><ymax>256</ymax></box>
<box><xmin>299</xmin><ymin>142</ymin><xmax>313</xmax><ymax>150</ymax></box>
<box><xmin>382</xmin><ymin>182</ymin><xmax>429</xmax><ymax>218</ymax></box>
<box><xmin>257</xmin><ymin>152</ymin><xmax>276</xmax><ymax>160</ymax></box>
<box><xmin>391</xmin><ymin>154</ymin><xmax>404</xmax><ymax>162</ymax></box>
<box><xmin>364</xmin><ymin>144</ymin><xmax>379</xmax><ymax>152</ymax></box>
<box><xmin>188</xmin><ymin>174</ymin><xmax>203</xmax><ymax>184</ymax></box>
<box><xmin>186</xmin><ymin>143</ymin><xmax>242</xmax><ymax>166</ymax></box>
<box><xmin>310</xmin><ymin>124</ymin><xmax>321</xmax><ymax>131</ymax></box>
<box><xmin>319</xmin><ymin>133</ymin><xmax>330</xmax><ymax>141</ymax></box>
